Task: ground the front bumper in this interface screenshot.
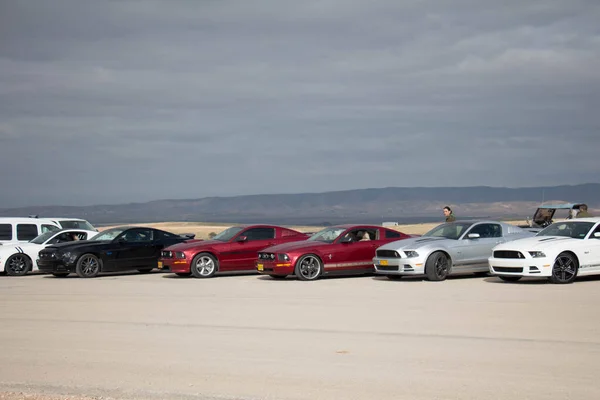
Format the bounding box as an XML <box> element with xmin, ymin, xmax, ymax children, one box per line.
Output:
<box><xmin>37</xmin><ymin>259</ymin><xmax>74</xmax><ymax>273</ymax></box>
<box><xmin>256</xmin><ymin>260</ymin><xmax>294</xmax><ymax>275</ymax></box>
<box><xmin>372</xmin><ymin>257</ymin><xmax>425</xmax><ymax>275</ymax></box>
<box><xmin>158</xmin><ymin>258</ymin><xmax>190</xmax><ymax>273</ymax></box>
<box><xmin>488</xmin><ymin>257</ymin><xmax>552</xmax><ymax>277</ymax></box>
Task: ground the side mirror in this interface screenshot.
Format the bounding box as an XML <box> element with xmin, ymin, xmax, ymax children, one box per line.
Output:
<box><xmin>340</xmin><ymin>236</ymin><xmax>353</xmax><ymax>244</ymax></box>
<box><xmin>236</xmin><ymin>235</ymin><xmax>248</xmax><ymax>242</ymax></box>
<box><xmin>594</xmin><ymin>232</ymin><xmax>600</xmax><ymax>238</ymax></box>
<box><xmin>467</xmin><ymin>233</ymin><xmax>480</xmax><ymax>239</ymax></box>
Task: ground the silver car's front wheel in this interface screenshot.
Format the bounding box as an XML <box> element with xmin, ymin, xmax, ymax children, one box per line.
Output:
<box><xmin>295</xmin><ymin>254</ymin><xmax>323</xmax><ymax>281</ymax></box>
<box><xmin>191</xmin><ymin>253</ymin><xmax>218</xmax><ymax>278</ymax></box>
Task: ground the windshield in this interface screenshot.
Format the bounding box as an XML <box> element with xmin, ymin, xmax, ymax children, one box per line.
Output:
<box><xmin>307</xmin><ymin>227</ymin><xmax>347</xmax><ymax>243</ymax></box>
<box><xmin>59</xmin><ymin>220</ymin><xmax>95</xmax><ymax>230</ymax></box>
<box><xmin>537</xmin><ymin>221</ymin><xmax>595</xmax><ymax>239</ymax></box>
<box><xmin>91</xmin><ymin>228</ymin><xmax>127</xmax><ymax>241</ymax></box>
<box><xmin>423</xmin><ymin>222</ymin><xmax>474</xmax><ymax>240</ymax></box>
<box><xmin>213</xmin><ymin>226</ymin><xmax>244</xmax><ymax>241</ymax></box>
<box><xmin>30</xmin><ymin>231</ymin><xmax>58</xmax><ymax>245</ymax></box>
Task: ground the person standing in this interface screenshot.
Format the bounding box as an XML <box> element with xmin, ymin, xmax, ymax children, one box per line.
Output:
<box><xmin>576</xmin><ymin>204</ymin><xmax>591</xmax><ymax>218</ymax></box>
<box><xmin>443</xmin><ymin>206</ymin><xmax>456</xmax><ymax>222</ymax></box>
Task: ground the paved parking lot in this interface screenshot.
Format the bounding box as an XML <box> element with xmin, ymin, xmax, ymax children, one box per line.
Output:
<box><xmin>2</xmin><ymin>271</ymin><xmax>600</xmax><ymax>400</ymax></box>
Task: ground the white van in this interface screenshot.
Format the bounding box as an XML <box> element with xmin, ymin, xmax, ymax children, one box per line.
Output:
<box><xmin>0</xmin><ymin>218</ymin><xmax>62</xmax><ymax>245</ymax></box>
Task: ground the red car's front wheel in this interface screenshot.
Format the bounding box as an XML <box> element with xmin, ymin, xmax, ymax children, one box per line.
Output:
<box><xmin>191</xmin><ymin>253</ymin><xmax>218</xmax><ymax>278</ymax></box>
<box><xmin>295</xmin><ymin>254</ymin><xmax>323</xmax><ymax>281</ymax></box>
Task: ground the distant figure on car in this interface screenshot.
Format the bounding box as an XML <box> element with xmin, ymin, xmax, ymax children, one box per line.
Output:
<box><xmin>576</xmin><ymin>204</ymin><xmax>591</xmax><ymax>218</ymax></box>
<box><xmin>443</xmin><ymin>206</ymin><xmax>456</xmax><ymax>222</ymax></box>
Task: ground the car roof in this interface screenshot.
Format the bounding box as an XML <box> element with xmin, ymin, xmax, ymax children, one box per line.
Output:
<box><xmin>537</xmin><ymin>203</ymin><xmax>584</xmax><ymax>209</ymax></box>
<box><xmin>0</xmin><ymin>217</ymin><xmax>59</xmax><ymax>224</ymax></box>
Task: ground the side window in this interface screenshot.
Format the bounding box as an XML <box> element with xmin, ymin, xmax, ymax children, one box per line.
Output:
<box><xmin>17</xmin><ymin>224</ymin><xmax>39</xmax><ymax>241</ymax></box>
<box><xmin>242</xmin><ymin>228</ymin><xmax>275</xmax><ymax>241</ymax></box>
<box><xmin>385</xmin><ymin>230</ymin><xmax>401</xmax><ymax>239</ymax></box>
<box><xmin>42</xmin><ymin>224</ymin><xmax>60</xmax><ymax>233</ymax></box>
<box><xmin>343</xmin><ymin>229</ymin><xmax>377</xmax><ymax>242</ymax></box>
<box><xmin>0</xmin><ymin>224</ymin><xmax>12</xmax><ymax>240</ymax></box>
<box><xmin>120</xmin><ymin>228</ymin><xmax>153</xmax><ymax>243</ymax></box>
<box><xmin>467</xmin><ymin>223</ymin><xmax>501</xmax><ymax>239</ymax></box>
<box><xmin>591</xmin><ymin>225</ymin><xmax>600</xmax><ymax>239</ymax></box>
<box><xmin>155</xmin><ymin>230</ymin><xmax>178</xmax><ymax>240</ymax></box>
<box><xmin>281</xmin><ymin>228</ymin><xmax>301</xmax><ymax>237</ymax></box>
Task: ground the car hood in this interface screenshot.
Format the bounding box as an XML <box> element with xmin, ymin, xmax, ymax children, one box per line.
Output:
<box><xmin>376</xmin><ymin>236</ymin><xmax>451</xmax><ymax>251</ymax></box>
<box><xmin>165</xmin><ymin>239</ymin><xmax>223</xmax><ymax>252</ymax></box>
<box><xmin>43</xmin><ymin>240</ymin><xmax>112</xmax><ymax>252</ymax></box>
<box><xmin>494</xmin><ymin>236</ymin><xmax>577</xmax><ymax>251</ymax></box>
<box><xmin>263</xmin><ymin>240</ymin><xmax>330</xmax><ymax>253</ymax></box>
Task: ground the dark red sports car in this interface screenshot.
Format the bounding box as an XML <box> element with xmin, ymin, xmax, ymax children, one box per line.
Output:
<box><xmin>158</xmin><ymin>225</ymin><xmax>310</xmax><ymax>278</ymax></box>
<box><xmin>256</xmin><ymin>224</ymin><xmax>411</xmax><ymax>280</ymax></box>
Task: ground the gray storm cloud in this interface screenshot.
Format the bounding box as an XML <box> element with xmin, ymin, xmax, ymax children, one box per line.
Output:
<box><xmin>0</xmin><ymin>0</ymin><xmax>599</xmax><ymax>206</ymax></box>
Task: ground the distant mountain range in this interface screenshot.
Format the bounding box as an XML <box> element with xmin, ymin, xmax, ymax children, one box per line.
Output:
<box><xmin>1</xmin><ymin>184</ymin><xmax>598</xmax><ymax>226</ymax></box>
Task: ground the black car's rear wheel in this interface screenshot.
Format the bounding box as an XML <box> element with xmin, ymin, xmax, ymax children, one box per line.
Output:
<box><xmin>75</xmin><ymin>254</ymin><xmax>101</xmax><ymax>278</ymax></box>
<box><xmin>191</xmin><ymin>253</ymin><xmax>218</xmax><ymax>278</ymax></box>
<box><xmin>5</xmin><ymin>254</ymin><xmax>32</xmax><ymax>276</ymax></box>
<box><xmin>425</xmin><ymin>252</ymin><xmax>450</xmax><ymax>281</ymax></box>
<box><xmin>295</xmin><ymin>254</ymin><xmax>323</xmax><ymax>281</ymax></box>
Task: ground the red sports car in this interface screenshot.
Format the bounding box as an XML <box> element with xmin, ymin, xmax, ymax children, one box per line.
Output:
<box><xmin>256</xmin><ymin>224</ymin><xmax>411</xmax><ymax>280</ymax></box>
<box><xmin>158</xmin><ymin>225</ymin><xmax>310</xmax><ymax>278</ymax></box>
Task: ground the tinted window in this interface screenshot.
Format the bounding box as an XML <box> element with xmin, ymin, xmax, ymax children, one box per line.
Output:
<box><xmin>17</xmin><ymin>224</ymin><xmax>39</xmax><ymax>241</ymax></box>
<box><xmin>42</xmin><ymin>224</ymin><xmax>60</xmax><ymax>233</ymax></box>
<box><xmin>154</xmin><ymin>230</ymin><xmax>179</xmax><ymax>240</ymax></box>
<box><xmin>59</xmin><ymin>220</ymin><xmax>95</xmax><ymax>230</ymax></box>
<box><xmin>120</xmin><ymin>228</ymin><xmax>153</xmax><ymax>243</ymax></box>
<box><xmin>467</xmin><ymin>223</ymin><xmax>502</xmax><ymax>238</ymax></box>
<box><xmin>0</xmin><ymin>224</ymin><xmax>12</xmax><ymax>240</ymax></box>
<box><xmin>242</xmin><ymin>228</ymin><xmax>275</xmax><ymax>241</ymax></box>
<box><xmin>385</xmin><ymin>230</ymin><xmax>401</xmax><ymax>238</ymax></box>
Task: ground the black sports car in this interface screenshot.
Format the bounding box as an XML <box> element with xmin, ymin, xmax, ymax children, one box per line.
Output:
<box><xmin>37</xmin><ymin>226</ymin><xmax>197</xmax><ymax>278</ymax></box>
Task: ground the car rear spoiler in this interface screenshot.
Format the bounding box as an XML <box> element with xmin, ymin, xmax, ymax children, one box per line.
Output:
<box><xmin>179</xmin><ymin>233</ymin><xmax>196</xmax><ymax>239</ymax></box>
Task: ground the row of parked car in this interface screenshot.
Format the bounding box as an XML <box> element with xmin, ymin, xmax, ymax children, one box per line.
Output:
<box><xmin>1</xmin><ymin>215</ymin><xmax>600</xmax><ymax>284</ymax></box>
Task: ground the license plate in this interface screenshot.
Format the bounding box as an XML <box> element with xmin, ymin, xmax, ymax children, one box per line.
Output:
<box><xmin>158</xmin><ymin>261</ymin><xmax>163</xmax><ymax>269</ymax></box>
<box><xmin>257</xmin><ymin>263</ymin><xmax>264</xmax><ymax>271</ymax></box>
<box><xmin>379</xmin><ymin>260</ymin><xmax>388</xmax><ymax>266</ymax></box>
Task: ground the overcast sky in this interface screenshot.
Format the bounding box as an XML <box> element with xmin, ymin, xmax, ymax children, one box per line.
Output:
<box><xmin>1</xmin><ymin>0</ymin><xmax>599</xmax><ymax>207</ymax></box>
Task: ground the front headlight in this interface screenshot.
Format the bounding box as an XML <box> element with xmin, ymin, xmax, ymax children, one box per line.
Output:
<box><xmin>404</xmin><ymin>251</ymin><xmax>419</xmax><ymax>258</ymax></box>
<box><xmin>529</xmin><ymin>251</ymin><xmax>546</xmax><ymax>258</ymax></box>
<box><xmin>277</xmin><ymin>254</ymin><xmax>290</xmax><ymax>262</ymax></box>
<box><xmin>174</xmin><ymin>251</ymin><xmax>186</xmax><ymax>259</ymax></box>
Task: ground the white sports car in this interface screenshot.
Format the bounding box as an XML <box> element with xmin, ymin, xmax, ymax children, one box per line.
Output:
<box><xmin>0</xmin><ymin>229</ymin><xmax>97</xmax><ymax>276</ymax></box>
<box><xmin>488</xmin><ymin>218</ymin><xmax>600</xmax><ymax>284</ymax></box>
<box><xmin>373</xmin><ymin>220</ymin><xmax>536</xmax><ymax>281</ymax></box>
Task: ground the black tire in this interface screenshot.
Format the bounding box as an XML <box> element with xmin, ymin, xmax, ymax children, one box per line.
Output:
<box><xmin>190</xmin><ymin>253</ymin><xmax>218</xmax><ymax>278</ymax></box>
<box><xmin>549</xmin><ymin>252</ymin><xmax>578</xmax><ymax>284</ymax></box>
<box><xmin>498</xmin><ymin>275</ymin><xmax>522</xmax><ymax>282</ymax></box>
<box><xmin>51</xmin><ymin>272</ymin><xmax>70</xmax><ymax>278</ymax></box>
<box><xmin>175</xmin><ymin>272</ymin><xmax>191</xmax><ymax>277</ymax></box>
<box><xmin>386</xmin><ymin>275</ymin><xmax>403</xmax><ymax>280</ymax></box>
<box><xmin>75</xmin><ymin>254</ymin><xmax>101</xmax><ymax>278</ymax></box>
<box><xmin>5</xmin><ymin>254</ymin><xmax>32</xmax><ymax>276</ymax></box>
<box><xmin>269</xmin><ymin>274</ymin><xmax>288</xmax><ymax>279</ymax></box>
<box><xmin>137</xmin><ymin>268</ymin><xmax>153</xmax><ymax>274</ymax></box>
<box><xmin>295</xmin><ymin>254</ymin><xmax>323</xmax><ymax>281</ymax></box>
<box><xmin>425</xmin><ymin>252</ymin><xmax>451</xmax><ymax>281</ymax></box>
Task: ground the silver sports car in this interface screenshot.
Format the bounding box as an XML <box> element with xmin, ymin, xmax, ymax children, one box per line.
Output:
<box><xmin>373</xmin><ymin>220</ymin><xmax>537</xmax><ymax>281</ymax></box>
